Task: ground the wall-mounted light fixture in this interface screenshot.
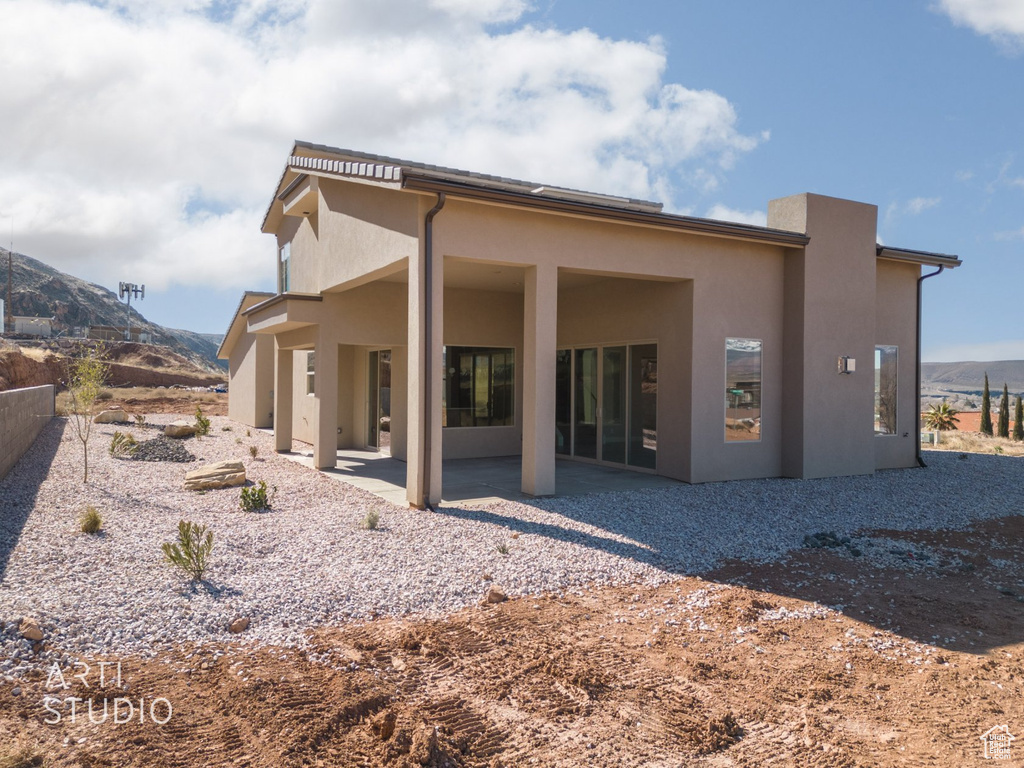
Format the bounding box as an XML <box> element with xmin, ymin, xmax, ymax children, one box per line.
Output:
<box><xmin>837</xmin><ymin>356</ymin><xmax>856</xmax><ymax>374</ymax></box>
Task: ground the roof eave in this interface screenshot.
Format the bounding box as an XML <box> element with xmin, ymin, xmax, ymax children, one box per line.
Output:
<box><xmin>876</xmin><ymin>245</ymin><xmax>962</xmax><ymax>269</ymax></box>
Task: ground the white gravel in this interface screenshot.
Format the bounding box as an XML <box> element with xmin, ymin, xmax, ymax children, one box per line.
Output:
<box><xmin>0</xmin><ymin>416</ymin><xmax>1020</xmax><ymax>675</ymax></box>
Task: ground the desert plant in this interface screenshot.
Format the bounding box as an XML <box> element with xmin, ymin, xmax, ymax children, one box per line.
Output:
<box><xmin>108</xmin><ymin>430</ymin><xmax>138</xmax><ymax>458</ymax></box>
<box><xmin>1015</xmin><ymin>395</ymin><xmax>1023</xmax><ymax>442</ymax></box>
<box><xmin>496</xmin><ymin>543</ymin><xmax>510</xmax><ymax>555</ymax></box>
<box><xmin>65</xmin><ymin>344</ymin><xmax>109</xmax><ymax>483</ymax></box>
<box><xmin>362</xmin><ymin>509</ymin><xmax>380</xmax><ymax>530</ymax></box>
<box><xmin>161</xmin><ymin>520</ymin><xmax>214</xmax><ymax>581</ymax></box>
<box><xmin>980</xmin><ymin>373</ymin><xmax>993</xmax><ymax>436</ymax></box>
<box><xmin>994</xmin><ymin>445</ymin><xmax>1004</xmax><ymax>455</ymax></box>
<box><xmin>96</xmin><ymin>389</ymin><xmax>113</xmax><ymax>401</ymax></box>
<box><xmin>239</xmin><ymin>480</ymin><xmax>273</xmax><ymax>512</ymax></box>
<box><xmin>80</xmin><ymin>506</ymin><xmax>102</xmax><ymax>535</ymax></box>
<box><xmin>998</xmin><ymin>384</ymin><xmax>1010</xmax><ymax>438</ymax></box>
<box><xmin>133</xmin><ymin>413</ymin><xmax>146</xmax><ymax>426</ymax></box>
<box><xmin>249</xmin><ymin>444</ymin><xmax>258</xmax><ymax>459</ymax></box>
<box><xmin>246</xmin><ymin>429</ymin><xmax>251</xmax><ymax>437</ymax></box>
<box><xmin>221</xmin><ymin>425</ymin><xmax>232</xmax><ymax>431</ymax></box>
<box><xmin>194</xmin><ymin>406</ymin><xmax>211</xmax><ymax>437</ymax></box>
<box><xmin>924</xmin><ymin>401</ymin><xmax>960</xmax><ymax>431</ymax></box>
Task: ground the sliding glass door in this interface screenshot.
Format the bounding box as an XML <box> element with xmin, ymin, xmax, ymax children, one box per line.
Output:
<box><xmin>556</xmin><ymin>344</ymin><xmax>657</xmax><ymax>469</ymax></box>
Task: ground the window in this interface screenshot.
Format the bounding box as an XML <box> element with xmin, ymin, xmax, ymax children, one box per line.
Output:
<box><xmin>442</xmin><ymin>347</ymin><xmax>514</xmax><ymax>427</ymax></box>
<box><xmin>725</xmin><ymin>338</ymin><xmax>762</xmax><ymax>442</ymax></box>
<box><xmin>875</xmin><ymin>345</ymin><xmax>898</xmax><ymax>435</ymax></box>
<box><xmin>306</xmin><ymin>351</ymin><xmax>315</xmax><ymax>396</ymax></box>
<box><xmin>279</xmin><ymin>241</ymin><xmax>291</xmax><ymax>292</ymax></box>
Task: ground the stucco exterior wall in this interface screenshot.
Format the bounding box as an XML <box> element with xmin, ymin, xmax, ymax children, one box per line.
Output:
<box><xmin>875</xmin><ymin>260</ymin><xmax>921</xmax><ymax>469</ymax></box>
<box><xmin>0</xmin><ymin>385</ymin><xmax>54</xmax><ymax>480</ymax></box>
<box><xmin>228</xmin><ymin>331</ymin><xmax>274</xmax><ymax>428</ymax></box>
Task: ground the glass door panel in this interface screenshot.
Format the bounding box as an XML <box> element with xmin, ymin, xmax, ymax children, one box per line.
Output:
<box><xmin>378</xmin><ymin>350</ymin><xmax>391</xmax><ymax>454</ymax></box>
<box><xmin>367</xmin><ymin>350</ymin><xmax>379</xmax><ymax>448</ymax></box>
<box><xmin>574</xmin><ymin>348</ymin><xmax>598</xmax><ymax>459</ymax></box>
<box><xmin>601</xmin><ymin>346</ymin><xmax>627</xmax><ymax>464</ymax></box>
<box><xmin>555</xmin><ymin>349</ymin><xmax>572</xmax><ymax>455</ymax></box>
<box><xmin>628</xmin><ymin>344</ymin><xmax>657</xmax><ymax>468</ymax></box>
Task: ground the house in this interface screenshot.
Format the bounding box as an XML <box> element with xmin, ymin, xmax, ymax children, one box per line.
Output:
<box><xmin>219</xmin><ymin>141</ymin><xmax>960</xmax><ymax>508</ymax></box>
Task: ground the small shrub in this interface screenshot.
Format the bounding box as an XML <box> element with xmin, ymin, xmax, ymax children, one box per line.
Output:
<box><xmin>994</xmin><ymin>445</ymin><xmax>1004</xmax><ymax>455</ymax></box>
<box><xmin>246</xmin><ymin>429</ymin><xmax>251</xmax><ymax>437</ymax></box>
<box><xmin>109</xmin><ymin>430</ymin><xmax>138</xmax><ymax>458</ymax></box>
<box><xmin>496</xmin><ymin>543</ymin><xmax>510</xmax><ymax>556</ymax></box>
<box><xmin>239</xmin><ymin>481</ymin><xmax>273</xmax><ymax>512</ymax></box>
<box><xmin>362</xmin><ymin>509</ymin><xmax>380</xmax><ymax>530</ymax></box>
<box><xmin>221</xmin><ymin>425</ymin><xmax>232</xmax><ymax>432</ymax></box>
<box><xmin>235</xmin><ymin>437</ymin><xmax>242</xmax><ymax>444</ymax></box>
<box><xmin>80</xmin><ymin>506</ymin><xmax>102</xmax><ymax>535</ymax></box>
<box><xmin>249</xmin><ymin>445</ymin><xmax>258</xmax><ymax>459</ymax></box>
<box><xmin>133</xmin><ymin>413</ymin><xmax>146</xmax><ymax>426</ymax></box>
<box><xmin>194</xmin><ymin>406</ymin><xmax>211</xmax><ymax>437</ymax></box>
<box><xmin>96</xmin><ymin>389</ymin><xmax>114</xmax><ymax>402</ymax></box>
<box><xmin>161</xmin><ymin>520</ymin><xmax>214</xmax><ymax>581</ymax></box>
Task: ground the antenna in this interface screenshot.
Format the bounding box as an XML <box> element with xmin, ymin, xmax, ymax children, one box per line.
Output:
<box><xmin>118</xmin><ymin>281</ymin><xmax>145</xmax><ymax>341</ymax></box>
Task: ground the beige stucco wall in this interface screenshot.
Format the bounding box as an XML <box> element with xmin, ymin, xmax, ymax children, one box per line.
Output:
<box><xmin>228</xmin><ymin>331</ymin><xmax>274</xmax><ymax>428</ymax></box>
<box><xmin>875</xmin><ymin>259</ymin><xmax>920</xmax><ymax>469</ymax></box>
<box><xmin>0</xmin><ymin>385</ymin><xmax>54</xmax><ymax>480</ymax></box>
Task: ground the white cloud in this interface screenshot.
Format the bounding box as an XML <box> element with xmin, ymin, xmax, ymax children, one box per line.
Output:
<box><xmin>994</xmin><ymin>226</ymin><xmax>1024</xmax><ymax>241</ymax></box>
<box><xmin>906</xmin><ymin>196</ymin><xmax>941</xmax><ymax>215</ymax></box>
<box><xmin>925</xmin><ymin>339</ymin><xmax>1024</xmax><ymax>362</ymax></box>
<box><xmin>0</xmin><ymin>0</ymin><xmax>765</xmax><ymax>296</ymax></box>
<box><xmin>703</xmin><ymin>205</ymin><xmax>767</xmax><ymax>227</ymax></box>
<box><xmin>936</xmin><ymin>0</ymin><xmax>1024</xmax><ymax>49</ymax></box>
<box><xmin>955</xmin><ymin>169</ymin><xmax>974</xmax><ymax>182</ymax></box>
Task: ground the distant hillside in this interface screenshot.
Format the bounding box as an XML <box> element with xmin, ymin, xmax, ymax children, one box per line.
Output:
<box><xmin>0</xmin><ymin>248</ymin><xmax>223</xmax><ymax>371</ymax></box>
<box><xmin>922</xmin><ymin>360</ymin><xmax>1024</xmax><ymax>397</ymax></box>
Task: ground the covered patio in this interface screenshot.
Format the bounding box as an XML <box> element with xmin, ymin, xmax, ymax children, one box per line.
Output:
<box><xmin>280</xmin><ymin>449</ymin><xmax>682</xmax><ymax>508</ymax></box>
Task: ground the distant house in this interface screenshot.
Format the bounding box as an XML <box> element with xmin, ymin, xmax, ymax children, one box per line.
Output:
<box><xmin>13</xmin><ymin>316</ymin><xmax>53</xmax><ymax>337</ymax></box>
<box><xmin>220</xmin><ymin>141</ymin><xmax>961</xmax><ymax>507</ymax></box>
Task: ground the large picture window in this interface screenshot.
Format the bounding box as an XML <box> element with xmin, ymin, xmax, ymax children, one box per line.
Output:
<box><xmin>442</xmin><ymin>347</ymin><xmax>514</xmax><ymax>427</ymax></box>
<box><xmin>725</xmin><ymin>338</ymin><xmax>762</xmax><ymax>442</ymax></box>
<box><xmin>875</xmin><ymin>345</ymin><xmax>898</xmax><ymax>435</ymax></box>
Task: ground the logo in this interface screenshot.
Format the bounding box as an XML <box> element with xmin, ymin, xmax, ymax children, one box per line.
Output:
<box><xmin>980</xmin><ymin>725</ymin><xmax>1016</xmax><ymax>761</ymax></box>
<box><xmin>41</xmin><ymin>660</ymin><xmax>172</xmax><ymax>726</ymax></box>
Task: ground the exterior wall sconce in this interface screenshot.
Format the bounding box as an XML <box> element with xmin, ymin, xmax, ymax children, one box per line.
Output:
<box><xmin>837</xmin><ymin>356</ymin><xmax>856</xmax><ymax>374</ymax></box>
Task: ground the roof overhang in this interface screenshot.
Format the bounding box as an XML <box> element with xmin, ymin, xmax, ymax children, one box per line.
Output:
<box><xmin>218</xmin><ymin>291</ymin><xmax>275</xmax><ymax>359</ymax></box>
<box><xmin>876</xmin><ymin>245</ymin><xmax>962</xmax><ymax>269</ymax></box>
<box><xmin>244</xmin><ymin>292</ymin><xmax>324</xmax><ymax>335</ymax></box>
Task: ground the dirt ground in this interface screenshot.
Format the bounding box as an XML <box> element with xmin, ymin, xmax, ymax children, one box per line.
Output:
<box><xmin>2</xmin><ymin>510</ymin><xmax>1021</xmax><ymax>767</ymax></box>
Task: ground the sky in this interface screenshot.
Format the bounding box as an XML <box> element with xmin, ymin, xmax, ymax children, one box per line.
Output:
<box><xmin>0</xmin><ymin>0</ymin><xmax>1021</xmax><ymax>361</ymax></box>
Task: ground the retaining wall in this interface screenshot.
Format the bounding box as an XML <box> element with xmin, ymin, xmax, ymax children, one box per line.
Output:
<box><xmin>0</xmin><ymin>385</ymin><xmax>55</xmax><ymax>480</ymax></box>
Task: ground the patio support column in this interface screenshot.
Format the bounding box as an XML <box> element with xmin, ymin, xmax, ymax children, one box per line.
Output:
<box><xmin>522</xmin><ymin>263</ymin><xmax>558</xmax><ymax>496</ymax></box>
<box><xmin>274</xmin><ymin>340</ymin><xmax>293</xmax><ymax>452</ymax></box>
<box><xmin>407</xmin><ymin>197</ymin><xmax>445</xmax><ymax>507</ymax></box>
<box><xmin>312</xmin><ymin>326</ymin><xmax>339</xmax><ymax>469</ymax></box>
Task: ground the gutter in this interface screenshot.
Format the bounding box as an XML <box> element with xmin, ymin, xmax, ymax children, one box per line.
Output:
<box><xmin>421</xmin><ymin>193</ymin><xmax>446</xmax><ymax>510</ymax></box>
<box><xmin>916</xmin><ymin>265</ymin><xmax>945</xmax><ymax>468</ymax></box>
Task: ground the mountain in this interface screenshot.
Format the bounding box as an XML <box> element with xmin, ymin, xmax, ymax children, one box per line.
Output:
<box><xmin>0</xmin><ymin>248</ymin><xmax>225</xmax><ymax>370</ymax></box>
<box><xmin>921</xmin><ymin>360</ymin><xmax>1024</xmax><ymax>398</ymax></box>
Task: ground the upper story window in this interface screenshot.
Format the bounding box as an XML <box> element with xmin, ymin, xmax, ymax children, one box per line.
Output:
<box><xmin>725</xmin><ymin>338</ymin><xmax>762</xmax><ymax>442</ymax></box>
<box><xmin>279</xmin><ymin>241</ymin><xmax>291</xmax><ymax>293</ymax></box>
<box><xmin>874</xmin><ymin>345</ymin><xmax>898</xmax><ymax>435</ymax></box>
<box><xmin>442</xmin><ymin>346</ymin><xmax>514</xmax><ymax>427</ymax></box>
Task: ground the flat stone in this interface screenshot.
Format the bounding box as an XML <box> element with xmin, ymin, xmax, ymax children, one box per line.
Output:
<box><xmin>165</xmin><ymin>421</ymin><xmax>197</xmax><ymax>438</ymax></box>
<box><xmin>19</xmin><ymin>618</ymin><xmax>43</xmax><ymax>642</ymax></box>
<box><xmin>485</xmin><ymin>586</ymin><xmax>507</xmax><ymax>604</ymax></box>
<box><xmin>228</xmin><ymin>617</ymin><xmax>250</xmax><ymax>634</ymax></box>
<box><xmin>94</xmin><ymin>408</ymin><xmax>130</xmax><ymax>424</ymax></box>
<box><xmin>184</xmin><ymin>461</ymin><xmax>246</xmax><ymax>491</ymax></box>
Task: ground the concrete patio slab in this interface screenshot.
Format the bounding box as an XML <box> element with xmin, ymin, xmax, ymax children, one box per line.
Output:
<box><xmin>280</xmin><ymin>448</ymin><xmax>682</xmax><ymax>507</ymax></box>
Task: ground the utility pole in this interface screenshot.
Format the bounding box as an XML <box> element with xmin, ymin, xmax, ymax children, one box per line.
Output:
<box><xmin>118</xmin><ymin>282</ymin><xmax>145</xmax><ymax>341</ymax></box>
<box><xmin>3</xmin><ymin>217</ymin><xmax>12</xmax><ymax>335</ymax></box>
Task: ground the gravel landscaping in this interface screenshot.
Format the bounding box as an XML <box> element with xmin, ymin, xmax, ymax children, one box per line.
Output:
<box><xmin>1</xmin><ymin>415</ymin><xmax>1021</xmax><ymax>678</ymax></box>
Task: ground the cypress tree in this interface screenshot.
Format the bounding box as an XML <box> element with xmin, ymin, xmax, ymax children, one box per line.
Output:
<box><xmin>980</xmin><ymin>373</ymin><xmax>993</xmax><ymax>435</ymax></box>
<box><xmin>1014</xmin><ymin>395</ymin><xmax>1024</xmax><ymax>442</ymax></box>
<box><xmin>998</xmin><ymin>384</ymin><xmax>1010</xmax><ymax>438</ymax></box>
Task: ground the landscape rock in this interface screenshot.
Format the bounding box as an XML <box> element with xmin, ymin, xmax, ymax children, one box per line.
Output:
<box><xmin>184</xmin><ymin>461</ymin><xmax>246</xmax><ymax>491</ymax></box>
<box><xmin>94</xmin><ymin>407</ymin><xmax>130</xmax><ymax>424</ymax></box>
<box><xmin>165</xmin><ymin>421</ymin><xmax>197</xmax><ymax>438</ymax></box>
<box><xmin>19</xmin><ymin>618</ymin><xmax>43</xmax><ymax>642</ymax></box>
<box><xmin>485</xmin><ymin>586</ymin><xmax>507</xmax><ymax>604</ymax></box>
<box><xmin>371</xmin><ymin>710</ymin><xmax>397</xmax><ymax>741</ymax></box>
<box><xmin>228</xmin><ymin>617</ymin><xmax>250</xmax><ymax>634</ymax></box>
